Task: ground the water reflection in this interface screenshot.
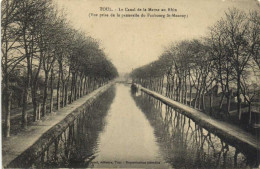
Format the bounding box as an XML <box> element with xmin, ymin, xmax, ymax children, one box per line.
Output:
<box><xmin>31</xmin><ymin>84</ymin><xmax>258</xmax><ymax>168</ymax></box>
<box><xmin>32</xmin><ymin>86</ymin><xmax>116</xmax><ymax>168</ymax></box>
<box><xmin>132</xmin><ymin>91</ymin><xmax>259</xmax><ymax>169</ymax></box>
<box><xmin>33</xmin><ymin>84</ymin><xmax>172</xmax><ymax>168</ymax></box>
<box><xmin>90</xmin><ymin>84</ymin><xmax>171</xmax><ymax>169</ymax></box>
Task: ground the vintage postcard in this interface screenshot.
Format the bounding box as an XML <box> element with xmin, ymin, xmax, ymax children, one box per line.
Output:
<box><xmin>1</xmin><ymin>0</ymin><xmax>260</xmax><ymax>168</ymax></box>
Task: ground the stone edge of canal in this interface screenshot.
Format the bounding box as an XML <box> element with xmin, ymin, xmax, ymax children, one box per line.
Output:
<box><xmin>133</xmin><ymin>83</ymin><xmax>260</xmax><ymax>159</ymax></box>
<box><xmin>5</xmin><ymin>82</ymin><xmax>115</xmax><ymax>168</ymax></box>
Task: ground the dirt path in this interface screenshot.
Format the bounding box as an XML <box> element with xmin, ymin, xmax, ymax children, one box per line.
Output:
<box><xmin>2</xmin><ymin>82</ymin><xmax>113</xmax><ymax>168</ymax></box>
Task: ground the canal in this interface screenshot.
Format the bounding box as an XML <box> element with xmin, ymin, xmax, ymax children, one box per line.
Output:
<box><xmin>32</xmin><ymin>83</ymin><xmax>258</xmax><ymax>168</ymax></box>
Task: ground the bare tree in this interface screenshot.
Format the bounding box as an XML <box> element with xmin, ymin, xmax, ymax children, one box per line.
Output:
<box><xmin>208</xmin><ymin>19</ymin><xmax>235</xmax><ymax>115</ymax></box>
<box><xmin>2</xmin><ymin>0</ymin><xmax>24</xmax><ymax>136</ymax></box>
<box><xmin>248</xmin><ymin>11</ymin><xmax>260</xmax><ymax>69</ymax></box>
<box><xmin>222</xmin><ymin>8</ymin><xmax>252</xmax><ymax>120</ymax></box>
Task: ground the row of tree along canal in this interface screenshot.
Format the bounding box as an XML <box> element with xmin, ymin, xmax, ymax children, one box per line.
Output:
<box><xmin>1</xmin><ymin>0</ymin><xmax>118</xmax><ymax>137</ymax></box>
<box><xmin>131</xmin><ymin>8</ymin><xmax>260</xmax><ymax>131</ymax></box>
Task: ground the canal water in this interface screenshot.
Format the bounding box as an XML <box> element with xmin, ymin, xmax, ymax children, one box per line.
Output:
<box><xmin>32</xmin><ymin>83</ymin><xmax>258</xmax><ymax>169</ymax></box>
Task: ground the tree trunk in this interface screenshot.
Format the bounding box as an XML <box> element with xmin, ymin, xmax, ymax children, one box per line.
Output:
<box><xmin>161</xmin><ymin>77</ymin><xmax>163</xmax><ymax>94</ymax></box>
<box><xmin>171</xmin><ymin>76</ymin><xmax>175</xmax><ymax>99</ymax></box>
<box><xmin>237</xmin><ymin>74</ymin><xmax>242</xmax><ymax>120</ymax></box>
<box><xmin>31</xmin><ymin>85</ymin><xmax>38</xmax><ymax>122</ymax></box>
<box><xmin>210</xmin><ymin>84</ymin><xmax>213</xmax><ymax>115</ymax></box>
<box><xmin>78</xmin><ymin>75</ymin><xmax>82</xmax><ymax>98</ymax></box>
<box><xmin>85</xmin><ymin>76</ymin><xmax>88</xmax><ymax>95</ymax></box>
<box><xmin>57</xmin><ymin>69</ymin><xmax>61</xmax><ymax>110</ymax></box>
<box><xmin>179</xmin><ymin>77</ymin><xmax>182</xmax><ymax>102</ymax></box>
<box><xmin>219</xmin><ymin>93</ymin><xmax>224</xmax><ymax>109</ymax></box>
<box><xmin>248</xmin><ymin>102</ymin><xmax>252</xmax><ymax>124</ymax></box>
<box><xmin>74</xmin><ymin>74</ymin><xmax>78</xmax><ymax>100</ymax></box>
<box><xmin>65</xmin><ymin>84</ymin><xmax>68</xmax><ymax>106</ymax></box>
<box><xmin>23</xmin><ymin>65</ymin><xmax>30</xmax><ymax>123</ymax></box>
<box><xmin>70</xmin><ymin>73</ymin><xmax>75</xmax><ymax>103</ymax></box>
<box><xmin>42</xmin><ymin>71</ymin><xmax>49</xmax><ymax>117</ymax></box>
<box><xmin>50</xmin><ymin>68</ymin><xmax>54</xmax><ymax>113</ymax></box>
<box><xmin>184</xmin><ymin>74</ymin><xmax>187</xmax><ymax>105</ymax></box>
<box><xmin>188</xmin><ymin>73</ymin><xmax>192</xmax><ymax>106</ymax></box>
<box><xmin>93</xmin><ymin>78</ymin><xmax>96</xmax><ymax>91</ymax></box>
<box><xmin>87</xmin><ymin>77</ymin><xmax>91</xmax><ymax>93</ymax></box>
<box><xmin>80</xmin><ymin>76</ymin><xmax>83</xmax><ymax>97</ymax></box>
<box><xmin>62</xmin><ymin>82</ymin><xmax>65</xmax><ymax>107</ymax></box>
<box><xmin>22</xmin><ymin>84</ymin><xmax>28</xmax><ymax>126</ymax></box>
<box><xmin>3</xmin><ymin>0</ymin><xmax>10</xmax><ymax>137</ymax></box>
<box><xmin>165</xmin><ymin>75</ymin><xmax>170</xmax><ymax>97</ymax></box>
<box><xmin>202</xmin><ymin>92</ymin><xmax>206</xmax><ymax>111</ymax></box>
<box><xmin>181</xmin><ymin>76</ymin><xmax>185</xmax><ymax>103</ymax></box>
<box><xmin>37</xmin><ymin>103</ymin><xmax>41</xmax><ymax>120</ymax></box>
<box><xmin>4</xmin><ymin>91</ymin><xmax>12</xmax><ymax>137</ymax></box>
<box><xmin>226</xmin><ymin>93</ymin><xmax>231</xmax><ymax>116</ymax></box>
<box><xmin>198</xmin><ymin>94</ymin><xmax>201</xmax><ymax>110</ymax></box>
<box><xmin>194</xmin><ymin>89</ymin><xmax>198</xmax><ymax>109</ymax></box>
<box><xmin>85</xmin><ymin>77</ymin><xmax>89</xmax><ymax>94</ymax></box>
<box><xmin>175</xmin><ymin>77</ymin><xmax>178</xmax><ymax>101</ymax></box>
<box><xmin>30</xmin><ymin>34</ymin><xmax>41</xmax><ymax>122</ymax></box>
<box><xmin>82</xmin><ymin>76</ymin><xmax>86</xmax><ymax>95</ymax></box>
<box><xmin>190</xmin><ymin>86</ymin><xmax>193</xmax><ymax>107</ymax></box>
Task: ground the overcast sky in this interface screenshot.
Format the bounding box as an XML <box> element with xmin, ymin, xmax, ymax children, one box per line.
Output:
<box><xmin>55</xmin><ymin>0</ymin><xmax>259</xmax><ymax>73</ymax></box>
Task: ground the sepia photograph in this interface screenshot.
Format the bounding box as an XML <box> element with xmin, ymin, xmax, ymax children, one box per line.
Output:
<box><xmin>1</xmin><ymin>0</ymin><xmax>260</xmax><ymax>168</ymax></box>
